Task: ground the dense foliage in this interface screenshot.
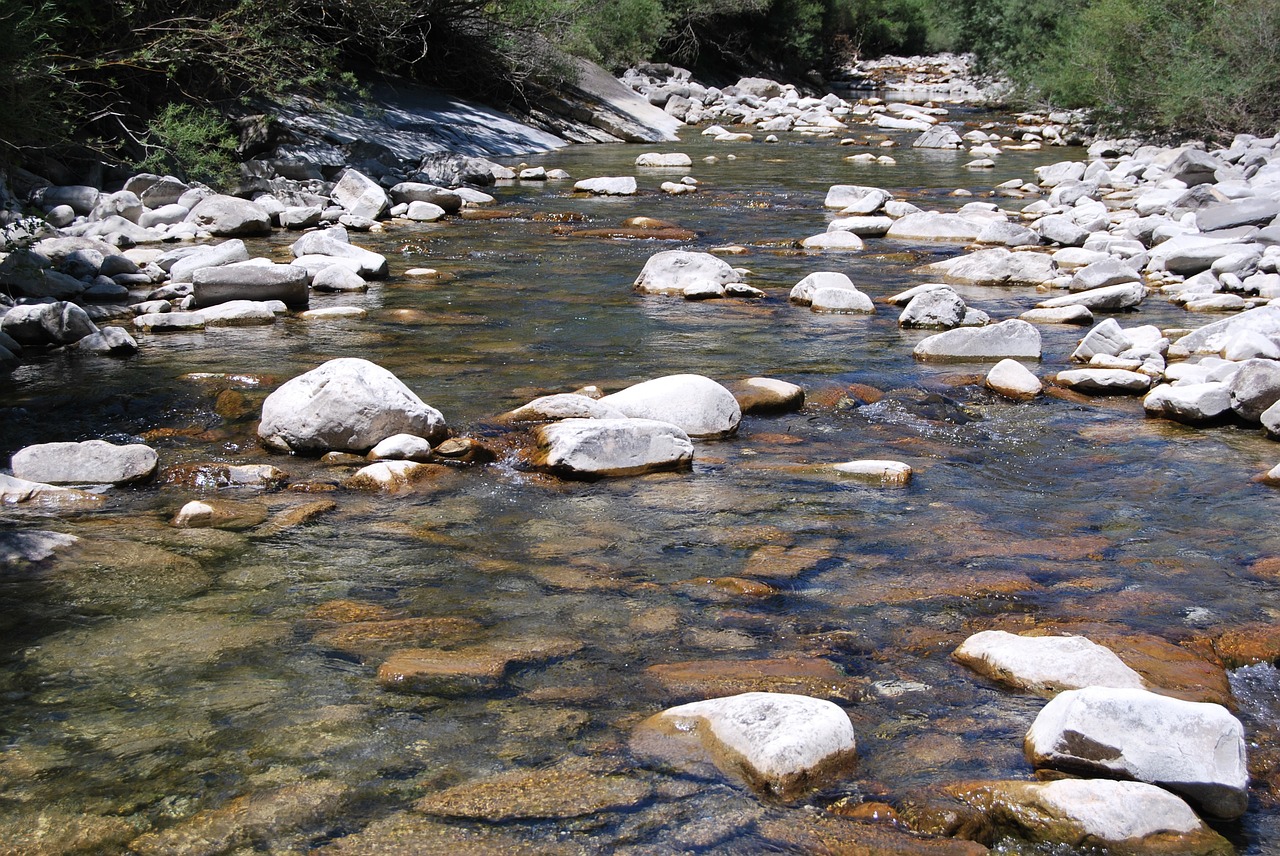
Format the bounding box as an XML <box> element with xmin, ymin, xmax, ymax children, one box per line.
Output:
<box><xmin>954</xmin><ymin>0</ymin><xmax>1280</xmax><ymax>140</ymax></box>
<box><xmin>1</xmin><ymin>0</ymin><xmax>1275</xmax><ymax>179</ymax></box>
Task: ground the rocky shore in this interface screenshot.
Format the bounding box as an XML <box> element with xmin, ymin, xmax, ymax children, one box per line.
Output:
<box><xmin>2</xmin><ymin>56</ymin><xmax>1279</xmax><ymax>854</ymax></box>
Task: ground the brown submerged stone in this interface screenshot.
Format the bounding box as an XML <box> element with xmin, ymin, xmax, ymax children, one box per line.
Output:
<box><xmin>318</xmin><ymin>812</ymin><xmax>584</xmax><ymax>855</ymax></box>
<box><xmin>313</xmin><ymin>617</ymin><xmax>481</xmax><ymax>658</ymax></box>
<box><xmin>378</xmin><ymin>638</ymin><xmax>582</xmax><ymax>695</ymax></box>
<box><xmin>832</xmin><ymin>570</ymin><xmax>1039</xmax><ymax>608</ymax></box>
<box><xmin>254</xmin><ymin>499</ymin><xmax>338</xmax><ymax>537</ymax></box>
<box><xmin>741</xmin><ymin>542</ymin><xmax>838</xmax><ymax>580</ymax></box>
<box><xmin>645</xmin><ymin>657</ymin><xmax>864</xmax><ymax>703</ymax></box>
<box><xmin>1208</xmin><ymin>622</ymin><xmax>1280</xmax><ymax>668</ymax></box>
<box><xmin>757</xmin><ymin>811</ymin><xmax>990</xmax><ymax>856</ymax></box>
<box><xmin>412</xmin><ymin>758</ymin><xmax>653</xmax><ymax>822</ymax></box>
<box><xmin>566</xmin><ymin>226</ymin><xmax>698</xmax><ymax>241</ymax></box>
<box><xmin>0</xmin><ymin>810</ymin><xmax>139</xmax><ymax>856</ymax></box>
<box><xmin>129</xmin><ymin>780</ymin><xmax>348</xmax><ymax>856</ymax></box>
<box><xmin>307</xmin><ymin>599</ymin><xmax>399</xmax><ymax>624</ymax></box>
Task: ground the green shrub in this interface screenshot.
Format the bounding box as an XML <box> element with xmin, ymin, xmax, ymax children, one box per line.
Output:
<box><xmin>137</xmin><ymin>104</ymin><xmax>239</xmax><ymax>189</ymax></box>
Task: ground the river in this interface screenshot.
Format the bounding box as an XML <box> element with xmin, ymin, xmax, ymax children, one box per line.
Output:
<box><xmin>2</xmin><ymin>110</ymin><xmax>1278</xmax><ymax>853</ymax></box>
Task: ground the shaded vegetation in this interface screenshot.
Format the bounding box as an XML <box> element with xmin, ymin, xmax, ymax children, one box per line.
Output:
<box><xmin>1</xmin><ymin>0</ymin><xmax>1275</xmax><ymax>178</ymax></box>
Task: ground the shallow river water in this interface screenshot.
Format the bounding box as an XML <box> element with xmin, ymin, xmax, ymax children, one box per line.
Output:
<box><xmin>3</xmin><ymin>112</ymin><xmax>1280</xmax><ymax>853</ymax></box>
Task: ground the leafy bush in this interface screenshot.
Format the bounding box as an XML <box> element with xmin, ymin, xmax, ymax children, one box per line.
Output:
<box><xmin>137</xmin><ymin>104</ymin><xmax>238</xmax><ymax>189</ymax></box>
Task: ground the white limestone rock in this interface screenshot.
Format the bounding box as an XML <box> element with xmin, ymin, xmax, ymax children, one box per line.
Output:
<box><xmin>368</xmin><ymin>434</ymin><xmax>434</xmax><ymax>462</ymax></box>
<box><xmin>913</xmin><ymin>319</ymin><xmax>1042</xmax><ymax>362</ymax></box>
<box><xmin>11</xmin><ymin>440</ymin><xmax>158</xmax><ymax>485</ymax></box>
<box><xmin>1055</xmin><ymin>368</ymin><xmax>1152</xmax><ymax>395</ymax></box>
<box><xmin>953</xmin><ymin>630</ymin><xmax>1143</xmax><ymax>696</ymax></box>
<box><xmin>1036</xmin><ymin>281</ymin><xmax>1146</xmax><ymax>312</ymax></box>
<box><xmin>886</xmin><ymin>212</ymin><xmax>988</xmax><ymax>243</ymax></box>
<box><xmin>574</xmin><ymin>176</ymin><xmax>637</xmax><ymax>196</ymax></box>
<box><xmin>986</xmin><ymin>359</ymin><xmax>1042</xmax><ymax>400</ymax></box>
<box><xmin>634</xmin><ymin>251</ymin><xmax>743</xmax><ymax>299</ymax></box>
<box><xmin>1143</xmin><ymin>382</ymin><xmax>1233</xmax><ymax>423</ymax></box>
<box><xmin>946</xmin><ymin>779</ymin><xmax>1231</xmax><ymax>855</ymax></box>
<box><xmin>800</xmin><ymin>231</ymin><xmax>864</xmax><ymax>251</ymax></box>
<box><xmin>533</xmin><ymin>418</ymin><xmax>693</xmax><ymax>478</ymax></box>
<box><xmin>600</xmin><ymin>374</ymin><xmax>741</xmax><ymax>439</ymax></box>
<box><xmin>899</xmin><ymin>288</ymin><xmax>965</xmax><ymax>328</ymax></box>
<box><xmin>505</xmin><ymin>394</ymin><xmax>626</xmax><ymax>422</ymax></box>
<box><xmin>258</xmin><ymin>358</ymin><xmax>447</xmax><ymax>454</ymax></box>
<box><xmin>832</xmin><ymin>460</ymin><xmax>912</xmax><ymax>485</ymax></box>
<box><xmin>1025</xmin><ymin>686</ymin><xmax>1249</xmax><ymax>820</ymax></box>
<box><xmin>631</xmin><ymin>691</ymin><xmax>857</xmax><ymax>800</ymax></box>
<box><xmin>918</xmin><ymin>248</ymin><xmax>1058</xmax><ymax>286</ymax></box>
<box><xmin>810</xmin><ymin>285</ymin><xmax>874</xmax><ymax>313</ymax></box>
<box><xmin>331</xmin><ymin>169</ymin><xmax>389</xmax><ymax>219</ymax></box>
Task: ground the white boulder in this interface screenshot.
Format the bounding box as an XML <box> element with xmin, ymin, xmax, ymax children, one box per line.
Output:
<box><xmin>1025</xmin><ymin>686</ymin><xmax>1249</xmax><ymax>819</ymax></box>
<box><xmin>953</xmin><ymin>630</ymin><xmax>1144</xmax><ymax>696</ymax></box>
<box><xmin>631</xmin><ymin>692</ymin><xmax>857</xmax><ymax>799</ymax></box>
<box><xmin>533</xmin><ymin>418</ymin><xmax>693</xmax><ymax>478</ymax></box>
<box><xmin>258</xmin><ymin>358</ymin><xmax>447</xmax><ymax>453</ymax></box>
<box><xmin>600</xmin><ymin>374</ymin><xmax>741</xmax><ymax>439</ymax></box>
<box><xmin>10</xmin><ymin>440</ymin><xmax>158</xmax><ymax>485</ymax></box>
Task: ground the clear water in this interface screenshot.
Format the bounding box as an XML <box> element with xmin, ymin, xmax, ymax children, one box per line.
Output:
<box><xmin>2</xmin><ymin>114</ymin><xmax>1278</xmax><ymax>853</ymax></box>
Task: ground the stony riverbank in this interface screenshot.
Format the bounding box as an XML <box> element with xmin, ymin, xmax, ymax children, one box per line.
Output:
<box><xmin>2</xmin><ymin>58</ymin><xmax>1280</xmax><ymax>854</ymax></box>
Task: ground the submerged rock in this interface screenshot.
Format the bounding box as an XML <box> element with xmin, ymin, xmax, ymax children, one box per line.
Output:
<box><xmin>632</xmin><ymin>691</ymin><xmax>857</xmax><ymax>800</ymax></box>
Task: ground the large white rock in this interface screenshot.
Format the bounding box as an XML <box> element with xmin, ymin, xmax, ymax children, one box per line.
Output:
<box><xmin>1025</xmin><ymin>686</ymin><xmax>1249</xmax><ymax>819</ymax></box>
<box><xmin>1036</xmin><ymin>281</ymin><xmax>1146</xmax><ymax>312</ymax></box>
<box><xmin>899</xmin><ymin>288</ymin><xmax>965</xmax><ymax>328</ymax></box>
<box><xmin>184</xmin><ymin>195</ymin><xmax>271</xmax><ymax>237</ymax></box>
<box><xmin>168</xmin><ymin>239</ymin><xmax>251</xmax><ymax>283</ymax></box>
<box><xmin>505</xmin><ymin>394</ymin><xmax>626</xmax><ymax>422</ymax></box>
<box><xmin>574</xmin><ymin>176</ymin><xmax>637</xmax><ymax>196</ymax></box>
<box><xmin>954</xmin><ymin>630</ymin><xmax>1143</xmax><ymax>696</ymax></box>
<box><xmin>533</xmin><ymin>418</ymin><xmax>693</xmax><ymax>478</ymax></box>
<box><xmin>634</xmin><ymin>251</ymin><xmax>742</xmax><ymax>299</ymax></box>
<box><xmin>1226</xmin><ymin>358</ymin><xmax>1280</xmax><ymax>422</ymax></box>
<box><xmin>827</xmin><ymin>215</ymin><xmax>893</xmax><ymax>237</ymax></box>
<box><xmin>823</xmin><ymin>185</ymin><xmax>891</xmax><ymax>211</ymax></box>
<box><xmin>289</xmin><ymin>227</ymin><xmax>388</xmax><ymax>278</ymax></box>
<box><xmin>886</xmin><ymin>212</ymin><xmax>988</xmax><ymax>243</ymax></box>
<box><xmin>10</xmin><ymin>440</ymin><xmax>158</xmax><ymax>485</ymax></box>
<box><xmin>947</xmin><ymin>779</ymin><xmax>1230</xmax><ymax>854</ymax></box>
<box><xmin>1143</xmin><ymin>382</ymin><xmax>1233</xmax><ymax>423</ymax></box>
<box><xmin>631</xmin><ymin>691</ymin><xmax>857</xmax><ymax>799</ymax></box>
<box><xmin>1055</xmin><ymin>368</ymin><xmax>1152</xmax><ymax>395</ymax></box>
<box><xmin>810</xmin><ymin>285</ymin><xmax>874</xmax><ymax>313</ymax></box>
<box><xmin>918</xmin><ymin>249</ymin><xmax>1058</xmax><ymax>286</ymax></box>
<box><xmin>986</xmin><ymin>359</ymin><xmax>1042</xmax><ymax>400</ymax></box>
<box><xmin>1071</xmin><ymin>318</ymin><xmax>1133</xmax><ymax>362</ymax></box>
<box><xmin>800</xmin><ymin>231</ymin><xmax>864</xmax><ymax>251</ymax></box>
<box><xmin>635</xmin><ymin>152</ymin><xmax>692</xmax><ymax>167</ymax></box>
<box><xmin>1172</xmin><ymin>305</ymin><xmax>1280</xmax><ymax>356</ymax></box>
<box><xmin>600</xmin><ymin>374</ymin><xmax>740</xmax><ymax>439</ymax></box>
<box><xmin>258</xmin><ymin>358</ymin><xmax>447</xmax><ymax>453</ymax></box>
<box><xmin>193</xmin><ymin>262</ymin><xmax>309</xmax><ymax>308</ymax></box>
<box><xmin>331</xmin><ymin>169</ymin><xmax>389</xmax><ymax>219</ymax></box>
<box><xmin>790</xmin><ymin>272</ymin><xmax>856</xmax><ymax>306</ymax></box>
<box><xmin>914</xmin><ymin>319</ymin><xmax>1041</xmax><ymax>362</ymax></box>
<box><xmin>134</xmin><ymin>300</ymin><xmax>280</xmax><ymax>331</ymax></box>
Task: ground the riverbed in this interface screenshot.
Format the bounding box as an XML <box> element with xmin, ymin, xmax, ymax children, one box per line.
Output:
<box><xmin>2</xmin><ymin>113</ymin><xmax>1279</xmax><ymax>853</ymax></box>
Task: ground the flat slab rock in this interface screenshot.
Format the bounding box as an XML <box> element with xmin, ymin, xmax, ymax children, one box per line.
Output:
<box><xmin>532</xmin><ymin>417</ymin><xmax>693</xmax><ymax>478</ymax></box>
<box><xmin>631</xmin><ymin>691</ymin><xmax>857</xmax><ymax>800</ymax></box>
<box><xmin>645</xmin><ymin>657</ymin><xmax>863</xmax><ymax>703</ymax></box>
<box><xmin>10</xmin><ymin>439</ymin><xmax>158</xmax><ymax>485</ymax></box>
<box><xmin>377</xmin><ymin>637</ymin><xmax>582</xmax><ymax>695</ymax></box>
<box><xmin>944</xmin><ymin>779</ymin><xmax>1232</xmax><ymax>855</ymax></box>
<box><xmin>1025</xmin><ymin>685</ymin><xmax>1249</xmax><ymax>819</ymax></box>
<box><xmin>953</xmin><ymin>630</ymin><xmax>1144</xmax><ymax>696</ymax></box>
<box><xmin>413</xmin><ymin>758</ymin><xmax>653</xmax><ymax>822</ymax></box>
<box><xmin>914</xmin><ymin>319</ymin><xmax>1042</xmax><ymax>362</ymax></box>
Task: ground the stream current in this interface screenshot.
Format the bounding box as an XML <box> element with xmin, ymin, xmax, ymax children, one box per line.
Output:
<box><xmin>2</xmin><ymin>112</ymin><xmax>1279</xmax><ymax>853</ymax></box>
